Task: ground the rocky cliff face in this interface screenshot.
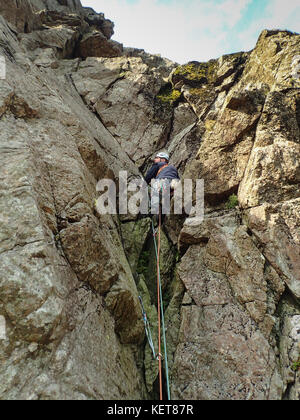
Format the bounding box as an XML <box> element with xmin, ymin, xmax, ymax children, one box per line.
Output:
<box><xmin>0</xmin><ymin>0</ymin><xmax>299</xmax><ymax>400</ymax></box>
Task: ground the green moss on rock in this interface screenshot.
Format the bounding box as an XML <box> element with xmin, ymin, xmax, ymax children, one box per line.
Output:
<box><xmin>174</xmin><ymin>63</ymin><xmax>207</xmax><ymax>81</ymax></box>
<box><xmin>225</xmin><ymin>194</ymin><xmax>239</xmax><ymax>209</ymax></box>
<box><xmin>157</xmin><ymin>83</ymin><xmax>181</xmax><ymax>105</ymax></box>
<box><xmin>173</xmin><ymin>60</ymin><xmax>218</xmax><ymax>87</ymax></box>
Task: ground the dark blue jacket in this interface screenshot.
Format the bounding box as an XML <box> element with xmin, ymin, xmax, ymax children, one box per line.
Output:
<box><xmin>145</xmin><ymin>163</ymin><xmax>180</xmax><ymax>184</ymax></box>
<box><xmin>145</xmin><ymin>162</ymin><xmax>165</xmax><ymax>184</ymax></box>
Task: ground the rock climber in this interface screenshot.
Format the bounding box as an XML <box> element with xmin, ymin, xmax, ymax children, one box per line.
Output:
<box><xmin>144</xmin><ymin>152</ymin><xmax>180</xmax><ymax>225</ymax></box>
<box><xmin>145</xmin><ymin>152</ymin><xmax>179</xmax><ymax>185</ymax></box>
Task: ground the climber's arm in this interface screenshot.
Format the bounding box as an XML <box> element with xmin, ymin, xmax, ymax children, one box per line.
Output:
<box><xmin>145</xmin><ymin>164</ymin><xmax>159</xmax><ymax>185</ymax></box>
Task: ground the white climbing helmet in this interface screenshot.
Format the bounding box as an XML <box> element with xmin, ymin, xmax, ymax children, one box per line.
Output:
<box><xmin>155</xmin><ymin>152</ymin><xmax>170</xmax><ymax>161</ymax></box>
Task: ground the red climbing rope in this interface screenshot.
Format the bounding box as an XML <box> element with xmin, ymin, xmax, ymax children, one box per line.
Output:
<box><xmin>156</xmin><ymin>209</ymin><xmax>163</xmax><ymax>400</ymax></box>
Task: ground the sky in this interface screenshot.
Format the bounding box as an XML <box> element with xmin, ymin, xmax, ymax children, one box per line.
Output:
<box><xmin>81</xmin><ymin>0</ymin><xmax>300</xmax><ymax>64</ymax></box>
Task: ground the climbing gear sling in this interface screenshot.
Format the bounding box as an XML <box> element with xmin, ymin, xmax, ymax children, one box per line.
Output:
<box><xmin>138</xmin><ymin>296</ymin><xmax>156</xmax><ymax>360</ymax></box>
<box><xmin>156</xmin><ymin>164</ymin><xmax>169</xmax><ymax>177</ymax></box>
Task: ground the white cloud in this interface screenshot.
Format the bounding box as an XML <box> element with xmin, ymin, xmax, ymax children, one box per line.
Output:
<box><xmin>237</xmin><ymin>0</ymin><xmax>300</xmax><ymax>53</ymax></box>
<box><xmin>212</xmin><ymin>0</ymin><xmax>251</xmax><ymax>28</ymax></box>
<box><xmin>265</xmin><ymin>0</ymin><xmax>300</xmax><ymax>29</ymax></box>
<box><xmin>81</xmin><ymin>0</ymin><xmax>299</xmax><ymax>64</ymax></box>
<box><xmin>81</xmin><ymin>0</ymin><xmax>251</xmax><ymax>63</ymax></box>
